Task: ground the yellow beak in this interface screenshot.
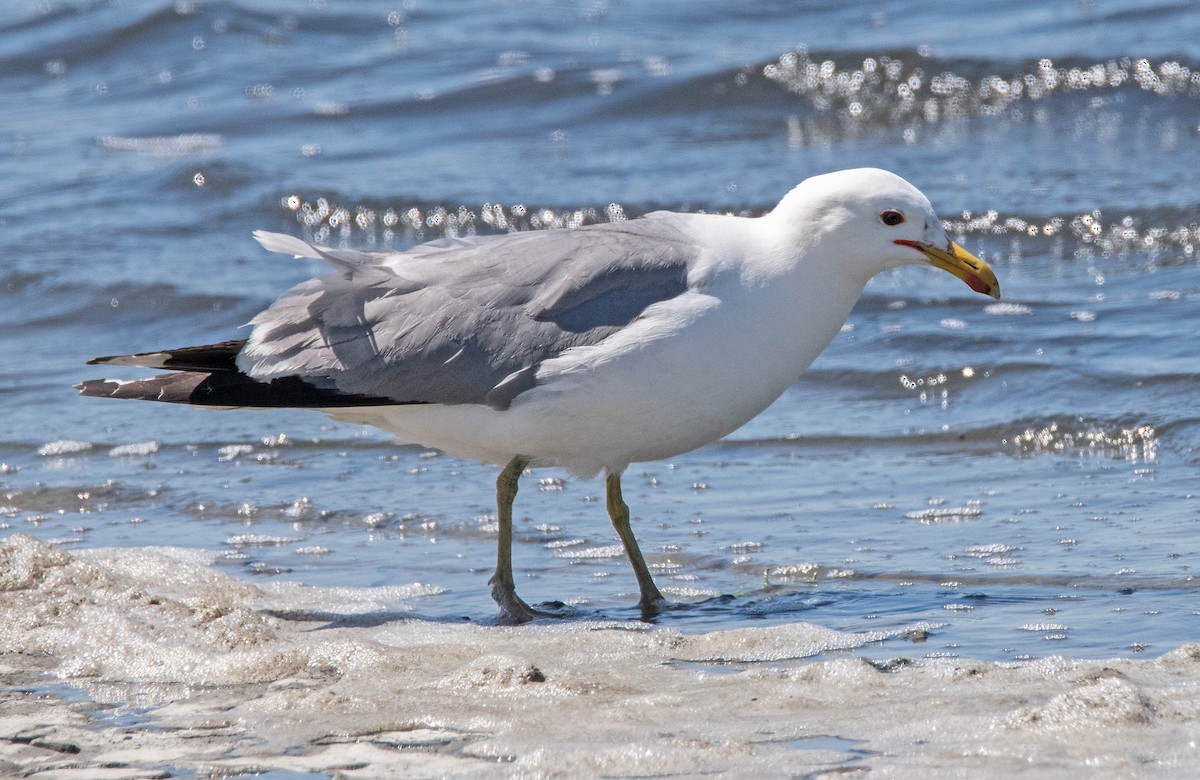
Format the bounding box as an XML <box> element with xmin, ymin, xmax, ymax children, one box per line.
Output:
<box><xmin>895</xmin><ymin>239</ymin><xmax>1001</xmax><ymax>299</ymax></box>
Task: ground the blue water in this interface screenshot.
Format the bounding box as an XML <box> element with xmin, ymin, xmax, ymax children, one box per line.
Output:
<box><xmin>3</xmin><ymin>0</ymin><xmax>1199</xmax><ymax>662</ymax></box>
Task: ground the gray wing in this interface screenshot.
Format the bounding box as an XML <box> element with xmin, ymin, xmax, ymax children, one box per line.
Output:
<box><xmin>239</xmin><ymin>216</ymin><xmax>699</xmax><ymax>410</ymax></box>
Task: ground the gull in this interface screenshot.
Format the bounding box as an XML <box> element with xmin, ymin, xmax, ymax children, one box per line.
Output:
<box><xmin>77</xmin><ymin>168</ymin><xmax>999</xmax><ymax>622</ymax></box>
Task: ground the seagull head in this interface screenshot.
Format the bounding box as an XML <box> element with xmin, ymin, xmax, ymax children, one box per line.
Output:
<box><xmin>769</xmin><ymin>168</ymin><xmax>1001</xmax><ymax>299</ymax></box>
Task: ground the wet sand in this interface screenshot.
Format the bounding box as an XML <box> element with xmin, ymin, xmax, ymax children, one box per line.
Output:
<box><xmin>2</xmin><ymin>534</ymin><xmax>1198</xmax><ymax>778</ymax></box>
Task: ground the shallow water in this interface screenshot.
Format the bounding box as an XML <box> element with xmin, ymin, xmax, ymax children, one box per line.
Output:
<box><xmin>4</xmin><ymin>0</ymin><xmax>1200</xmax><ymax>671</ymax></box>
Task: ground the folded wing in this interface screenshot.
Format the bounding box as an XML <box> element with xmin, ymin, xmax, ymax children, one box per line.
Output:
<box><xmin>237</xmin><ymin>218</ymin><xmax>697</xmax><ymax>409</ymax></box>
<box><xmin>80</xmin><ymin>217</ymin><xmax>700</xmax><ymax>411</ymax></box>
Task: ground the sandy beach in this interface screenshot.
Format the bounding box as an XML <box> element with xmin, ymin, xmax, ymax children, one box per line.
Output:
<box><xmin>3</xmin><ymin>533</ymin><xmax>1197</xmax><ymax>778</ymax></box>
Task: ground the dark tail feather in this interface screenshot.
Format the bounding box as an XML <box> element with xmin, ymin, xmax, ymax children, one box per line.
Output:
<box><xmin>75</xmin><ymin>370</ymin><xmax>401</xmax><ymax>408</ymax></box>
<box><xmin>86</xmin><ymin>339</ymin><xmax>247</xmax><ymax>372</ymax></box>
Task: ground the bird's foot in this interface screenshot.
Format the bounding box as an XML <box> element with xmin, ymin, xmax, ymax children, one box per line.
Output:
<box><xmin>489</xmin><ymin>576</ymin><xmax>541</xmax><ymax>624</ymax></box>
<box><xmin>638</xmin><ymin>594</ymin><xmax>670</xmax><ymax>622</ymax></box>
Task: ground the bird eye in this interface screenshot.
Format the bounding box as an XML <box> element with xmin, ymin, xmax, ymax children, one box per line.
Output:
<box><xmin>880</xmin><ymin>210</ymin><xmax>905</xmax><ymax>226</ymax></box>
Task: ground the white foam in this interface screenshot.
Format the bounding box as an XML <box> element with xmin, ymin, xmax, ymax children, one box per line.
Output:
<box><xmin>109</xmin><ymin>441</ymin><xmax>160</xmax><ymax>457</ymax></box>
<box><xmin>217</xmin><ymin>444</ymin><xmax>254</xmax><ymax>461</ymax></box>
<box><xmin>98</xmin><ymin>133</ymin><xmax>223</xmax><ymax>156</ymax></box>
<box><xmin>2</xmin><ymin>533</ymin><xmax>1198</xmax><ymax>777</ymax></box>
<box><xmin>37</xmin><ymin>440</ymin><xmax>94</xmax><ymax>457</ymax></box>
<box><xmin>984</xmin><ymin>302</ymin><xmax>1033</xmax><ymax>315</ymax></box>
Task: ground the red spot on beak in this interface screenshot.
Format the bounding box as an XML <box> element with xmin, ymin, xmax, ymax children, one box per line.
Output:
<box><xmin>965</xmin><ymin>275</ymin><xmax>990</xmax><ymax>295</ymax></box>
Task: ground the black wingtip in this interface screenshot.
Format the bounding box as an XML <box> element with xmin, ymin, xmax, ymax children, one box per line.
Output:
<box><xmin>85</xmin><ymin>351</ymin><xmax>149</xmax><ymax>366</ymax></box>
<box><xmin>75</xmin><ymin>378</ymin><xmax>120</xmax><ymax>397</ymax></box>
<box><xmin>82</xmin><ymin>340</ymin><xmax>247</xmax><ymax>372</ymax></box>
<box><xmin>74</xmin><ymin>370</ymin><xmax>406</xmax><ymax>408</ymax></box>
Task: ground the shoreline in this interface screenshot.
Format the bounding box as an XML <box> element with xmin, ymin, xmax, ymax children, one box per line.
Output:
<box><xmin>2</xmin><ymin>533</ymin><xmax>1198</xmax><ymax>778</ymax></box>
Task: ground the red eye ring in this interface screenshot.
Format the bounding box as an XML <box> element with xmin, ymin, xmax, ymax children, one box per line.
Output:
<box><xmin>880</xmin><ymin>210</ymin><xmax>905</xmax><ymax>226</ymax></box>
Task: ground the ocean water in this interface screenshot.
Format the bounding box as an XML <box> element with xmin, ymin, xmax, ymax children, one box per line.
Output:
<box><xmin>4</xmin><ymin>0</ymin><xmax>1200</xmax><ymax>673</ymax></box>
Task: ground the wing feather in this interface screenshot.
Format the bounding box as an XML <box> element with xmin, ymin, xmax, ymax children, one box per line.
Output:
<box><xmin>240</xmin><ymin>218</ymin><xmax>699</xmax><ymax>409</ymax></box>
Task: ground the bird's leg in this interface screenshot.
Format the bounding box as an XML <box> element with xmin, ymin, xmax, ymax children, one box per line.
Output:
<box><xmin>489</xmin><ymin>455</ymin><xmax>537</xmax><ymax>623</ymax></box>
<box><xmin>605</xmin><ymin>472</ymin><xmax>667</xmax><ymax>618</ymax></box>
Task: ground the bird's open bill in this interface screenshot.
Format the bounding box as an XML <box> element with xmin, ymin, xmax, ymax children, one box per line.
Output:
<box><xmin>896</xmin><ymin>239</ymin><xmax>1001</xmax><ymax>299</ymax></box>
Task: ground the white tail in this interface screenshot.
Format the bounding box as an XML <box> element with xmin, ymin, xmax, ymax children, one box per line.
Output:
<box><xmin>252</xmin><ymin>230</ymin><xmax>321</xmax><ymax>259</ymax></box>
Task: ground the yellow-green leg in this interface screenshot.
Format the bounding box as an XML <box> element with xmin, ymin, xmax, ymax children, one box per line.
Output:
<box><xmin>488</xmin><ymin>455</ymin><xmax>537</xmax><ymax>623</ymax></box>
<box><xmin>606</xmin><ymin>472</ymin><xmax>666</xmax><ymax>617</ymax></box>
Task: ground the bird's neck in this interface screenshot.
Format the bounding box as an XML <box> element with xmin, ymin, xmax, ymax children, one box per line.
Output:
<box><xmin>739</xmin><ymin>220</ymin><xmax>872</xmax><ymax>376</ymax></box>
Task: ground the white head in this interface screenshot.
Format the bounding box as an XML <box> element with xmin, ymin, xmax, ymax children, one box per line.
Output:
<box><xmin>766</xmin><ymin>168</ymin><xmax>999</xmax><ymax>298</ymax></box>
